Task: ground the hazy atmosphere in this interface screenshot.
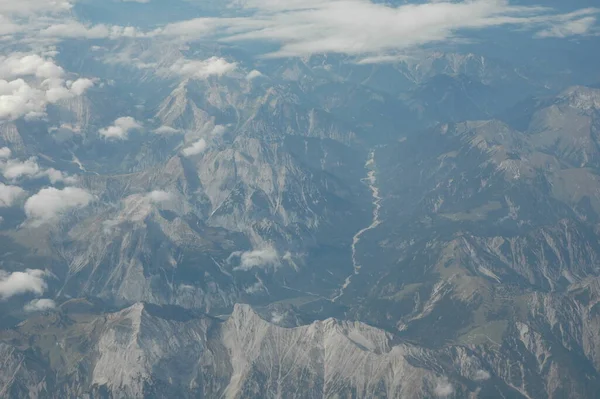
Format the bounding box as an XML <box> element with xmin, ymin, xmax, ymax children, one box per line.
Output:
<box><xmin>0</xmin><ymin>0</ymin><xmax>599</xmax><ymax>397</ymax></box>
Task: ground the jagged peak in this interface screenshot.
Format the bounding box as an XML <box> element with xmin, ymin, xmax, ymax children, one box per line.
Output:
<box><xmin>228</xmin><ymin>304</ymin><xmax>393</xmax><ymax>353</ymax></box>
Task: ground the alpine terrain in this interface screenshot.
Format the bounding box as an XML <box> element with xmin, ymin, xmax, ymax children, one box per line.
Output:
<box><xmin>0</xmin><ymin>0</ymin><xmax>600</xmax><ymax>398</ymax></box>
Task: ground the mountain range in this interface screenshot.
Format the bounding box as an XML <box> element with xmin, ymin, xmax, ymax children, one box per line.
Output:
<box><xmin>1</xmin><ymin>0</ymin><xmax>600</xmax><ymax>398</ymax></box>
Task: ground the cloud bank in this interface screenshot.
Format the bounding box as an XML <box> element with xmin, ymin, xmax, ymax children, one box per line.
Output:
<box><xmin>0</xmin><ymin>54</ymin><xmax>94</xmax><ymax>121</ymax></box>
<box><xmin>153</xmin><ymin>0</ymin><xmax>599</xmax><ymax>61</ymax></box>
<box><xmin>2</xmin><ymin>0</ymin><xmax>598</xmax><ymax>67</ymax></box>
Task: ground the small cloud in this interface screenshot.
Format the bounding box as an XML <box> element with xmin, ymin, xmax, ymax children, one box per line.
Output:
<box><xmin>536</xmin><ymin>16</ymin><xmax>597</xmax><ymax>38</ymax></box>
<box><xmin>41</xmin><ymin>21</ymin><xmax>141</xmax><ymax>40</ymax></box>
<box><xmin>182</xmin><ymin>138</ymin><xmax>207</xmax><ymax>156</ymax></box>
<box><xmin>68</xmin><ymin>78</ymin><xmax>95</xmax><ymax>95</ymax></box>
<box><xmin>153</xmin><ymin>125</ymin><xmax>181</xmax><ymax>135</ymax></box>
<box><xmin>1</xmin><ymin>157</ymin><xmax>76</xmax><ymax>184</ymax></box>
<box><xmin>356</xmin><ymin>54</ymin><xmax>413</xmax><ymax>65</ymax></box>
<box><xmin>434</xmin><ymin>378</ymin><xmax>454</xmax><ymax>398</ymax></box>
<box><xmin>1</xmin><ymin>157</ymin><xmax>40</xmax><ymax>180</ymax></box>
<box><xmin>0</xmin><ymin>269</ymin><xmax>49</xmax><ymax>300</ymax></box>
<box><xmin>0</xmin><ymin>147</ymin><xmax>11</xmax><ymax>159</ymax></box>
<box><xmin>24</xmin><ymin>187</ymin><xmax>93</xmax><ymax>224</ymax></box>
<box><xmin>271</xmin><ymin>311</ymin><xmax>284</xmax><ymax>324</ymax></box>
<box><xmin>246</xmin><ymin>70</ymin><xmax>263</xmax><ymax>80</ymax></box>
<box><xmin>99</xmin><ymin>116</ymin><xmax>142</xmax><ymax>140</ymax></box>
<box><xmin>211</xmin><ymin>125</ymin><xmax>226</xmax><ymax>136</ymax></box>
<box><xmin>0</xmin><ymin>183</ymin><xmax>26</xmax><ymax>207</ymax></box>
<box><xmin>166</xmin><ymin>57</ymin><xmax>237</xmax><ymax>80</ymax></box>
<box><xmin>245</xmin><ymin>281</ymin><xmax>265</xmax><ymax>294</ymax></box>
<box><xmin>146</xmin><ymin>190</ymin><xmax>174</xmax><ymax>204</ymax></box>
<box><xmin>473</xmin><ymin>369</ymin><xmax>491</xmax><ymax>381</ymax></box>
<box><xmin>151</xmin><ymin>17</ymin><xmax>221</xmax><ymax>39</ymax></box>
<box><xmin>43</xmin><ymin>168</ymin><xmax>78</xmax><ymax>185</ymax></box>
<box><xmin>231</xmin><ymin>246</ymin><xmax>280</xmax><ymax>271</ymax></box>
<box><xmin>24</xmin><ymin>298</ymin><xmax>56</xmax><ymax>312</ymax></box>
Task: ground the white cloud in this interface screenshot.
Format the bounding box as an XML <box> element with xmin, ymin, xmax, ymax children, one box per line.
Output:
<box><xmin>0</xmin><ymin>53</ymin><xmax>64</xmax><ymax>80</ymax></box>
<box><xmin>24</xmin><ymin>187</ymin><xmax>93</xmax><ymax>224</ymax></box>
<box><xmin>0</xmin><ymin>147</ymin><xmax>12</xmax><ymax>159</ymax></box>
<box><xmin>246</xmin><ymin>70</ymin><xmax>263</xmax><ymax>80</ymax></box>
<box><xmin>9</xmin><ymin>0</ymin><xmax>594</xmax><ymax>64</ymax></box>
<box><xmin>0</xmin><ymin>79</ymin><xmax>48</xmax><ymax>120</ymax></box>
<box><xmin>153</xmin><ymin>125</ymin><xmax>181</xmax><ymax>135</ymax></box>
<box><xmin>166</xmin><ymin>57</ymin><xmax>237</xmax><ymax>80</ymax></box>
<box><xmin>103</xmin><ymin>190</ymin><xmax>176</xmax><ymax>227</ymax></box>
<box><xmin>1</xmin><ymin>157</ymin><xmax>76</xmax><ymax>184</ymax></box>
<box><xmin>536</xmin><ymin>16</ymin><xmax>597</xmax><ymax>38</ymax></box>
<box><xmin>231</xmin><ymin>246</ymin><xmax>280</xmax><ymax>271</ymax></box>
<box><xmin>434</xmin><ymin>378</ymin><xmax>454</xmax><ymax>398</ymax></box>
<box><xmin>182</xmin><ymin>138</ymin><xmax>208</xmax><ymax>156</ymax></box>
<box><xmin>211</xmin><ymin>125</ymin><xmax>226</xmax><ymax>136</ymax></box>
<box><xmin>150</xmin><ymin>17</ymin><xmax>224</xmax><ymax>39</ymax></box>
<box><xmin>473</xmin><ymin>369</ymin><xmax>491</xmax><ymax>381</ymax></box>
<box><xmin>0</xmin><ymin>269</ymin><xmax>49</xmax><ymax>300</ymax></box>
<box><xmin>356</xmin><ymin>54</ymin><xmax>414</xmax><ymax>65</ymax></box>
<box><xmin>245</xmin><ymin>281</ymin><xmax>265</xmax><ymax>294</ymax></box>
<box><xmin>146</xmin><ymin>190</ymin><xmax>174</xmax><ymax>204</ymax></box>
<box><xmin>1</xmin><ymin>157</ymin><xmax>40</xmax><ymax>180</ymax></box>
<box><xmin>41</xmin><ymin>22</ymin><xmax>108</xmax><ymax>39</ymax></box>
<box><xmin>0</xmin><ymin>183</ymin><xmax>26</xmax><ymax>207</ymax></box>
<box><xmin>99</xmin><ymin>116</ymin><xmax>143</xmax><ymax>140</ymax></box>
<box><xmin>0</xmin><ymin>54</ymin><xmax>93</xmax><ymax>121</ymax></box>
<box><xmin>155</xmin><ymin>0</ymin><xmax>598</xmax><ymax>61</ymax></box>
<box><xmin>24</xmin><ymin>298</ymin><xmax>56</xmax><ymax>312</ymax></box>
<box><xmin>0</xmin><ymin>0</ymin><xmax>73</xmax><ymax>17</ymax></box>
<box><xmin>121</xmin><ymin>0</ymin><xmax>150</xmax><ymax>3</ymax></box>
<box><xmin>43</xmin><ymin>168</ymin><xmax>78</xmax><ymax>184</ymax></box>
<box><xmin>117</xmin><ymin>54</ymin><xmax>237</xmax><ymax>81</ymax></box>
<box><xmin>0</xmin><ymin>14</ymin><xmax>21</xmax><ymax>36</ymax></box>
<box><xmin>69</xmin><ymin>78</ymin><xmax>95</xmax><ymax>95</ymax></box>
<box><xmin>180</xmin><ymin>125</ymin><xmax>225</xmax><ymax>156</ymax></box>
<box><xmin>41</xmin><ymin>21</ymin><xmax>141</xmax><ymax>40</ymax></box>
